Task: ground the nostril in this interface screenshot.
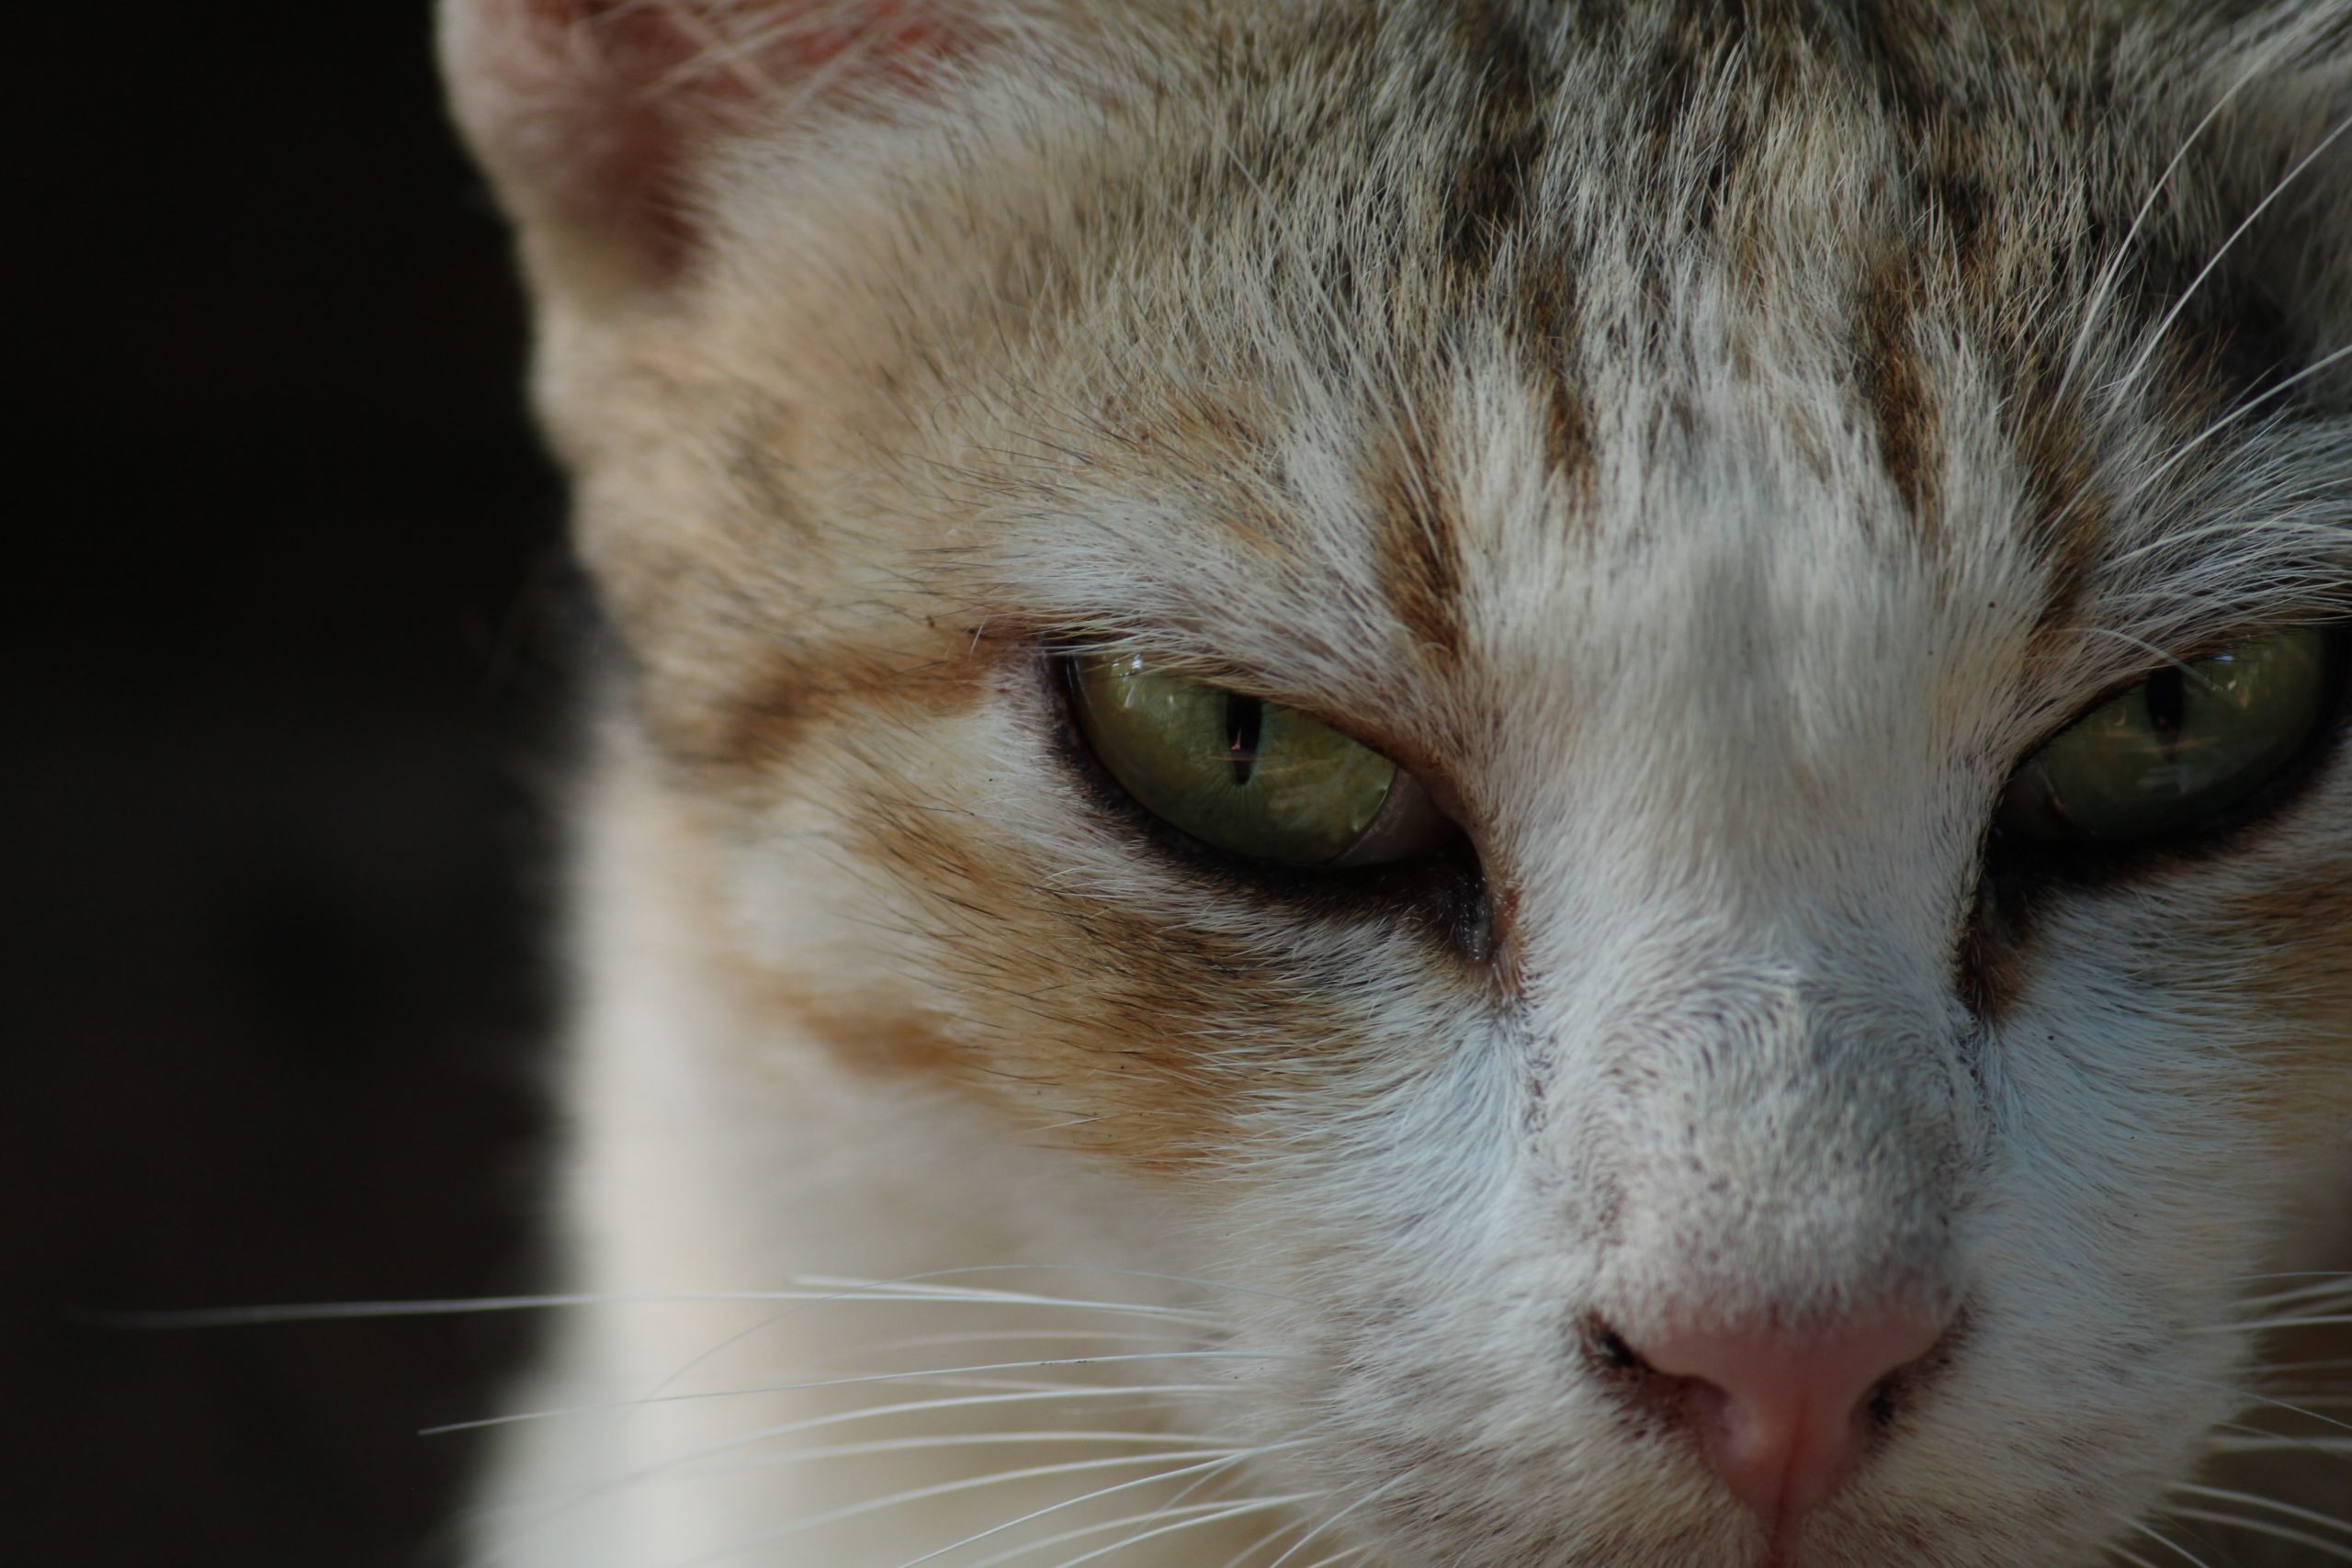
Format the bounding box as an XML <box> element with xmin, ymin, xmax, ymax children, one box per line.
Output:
<box><xmin>1597</xmin><ymin>1303</ymin><xmax>1949</xmax><ymax>1542</ymax></box>
<box><xmin>1582</xmin><ymin>1315</ymin><xmax>1645</xmax><ymax>1373</ymax></box>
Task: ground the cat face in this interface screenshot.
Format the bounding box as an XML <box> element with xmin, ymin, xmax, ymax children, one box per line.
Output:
<box><xmin>447</xmin><ymin>2</ymin><xmax>2352</xmax><ymax>1563</ymax></box>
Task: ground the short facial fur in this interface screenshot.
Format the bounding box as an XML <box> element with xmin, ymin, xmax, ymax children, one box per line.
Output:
<box><xmin>444</xmin><ymin>2</ymin><xmax>2352</xmax><ymax>1563</ymax></box>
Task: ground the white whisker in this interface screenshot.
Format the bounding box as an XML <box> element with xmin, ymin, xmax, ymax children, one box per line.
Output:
<box><xmin>1292</xmin><ymin>1543</ymin><xmax>1376</xmax><ymax>1568</ymax></box>
<box><xmin>677</xmin><ymin>1448</ymin><xmax>1283</xmax><ymax>1568</ymax></box>
<box><xmin>1212</xmin><ymin>1514</ymin><xmax>1313</xmax><ymax>1568</ymax></box>
<box><xmin>2059</xmin><ymin>27</ymin><xmax>2288</xmax><ymax>396</ymax></box>
<box><xmin>872</xmin><ymin>1442</ymin><xmax>1308</xmax><ymax>1568</ymax></box>
<box><xmin>2113</xmin><ymin>110</ymin><xmax>2352</xmax><ymax>400</ymax></box>
<box><xmin>429</xmin><ymin>1350</ymin><xmax>1278</xmax><ymax>1436</ymax></box>
<box><xmin>2241</xmin><ymin>1272</ymin><xmax>2352</xmax><ymax>1294</ymax></box>
<box><xmin>2165</xmin><ymin>1506</ymin><xmax>2352</xmax><ymax>1563</ymax></box>
<box><xmin>87</xmin><ymin>1269</ymin><xmax>1250</xmax><ymax>1332</ymax></box>
<box><xmin>626</xmin><ymin>1279</ymin><xmax>1155</xmax><ymax>1414</ymax></box>
<box><xmin>84</xmin><ymin>1292</ymin><xmax>837</xmax><ymax>1329</ymax></box>
<box><xmin>1263</xmin><ymin>1475</ymin><xmax>1404</xmax><ymax>1568</ymax></box>
<box><xmin>482</xmin><ymin>1383</ymin><xmax>1259</xmax><ymax>1560</ymax></box>
<box><xmin>2109</xmin><ymin>339</ymin><xmax>2352</xmax><ymax>517</ymax></box>
<box><xmin>2120</xmin><ymin>1517</ymin><xmax>2221</xmax><ymax>1568</ymax></box>
<box><xmin>1038</xmin><ymin>1492</ymin><xmax>1320</xmax><ymax>1568</ymax></box>
<box><xmin>2171</xmin><ymin>1482</ymin><xmax>2352</xmax><ymax>1543</ymax></box>
<box><xmin>853</xmin><ymin>1330</ymin><xmax>1182</xmax><ymax>1357</ymax></box>
<box><xmin>2222</xmin><ymin>1314</ymin><xmax>2352</xmax><ymax>1337</ymax></box>
<box><xmin>690</xmin><ymin>1429</ymin><xmax>1260</xmax><ymax>1478</ymax></box>
<box><xmin>957</xmin><ymin>1493</ymin><xmax>1320</xmax><ymax>1568</ymax></box>
<box><xmin>2143</xmin><ymin>1367</ymin><xmax>2352</xmax><ymax>1438</ymax></box>
<box><xmin>793</xmin><ymin>1266</ymin><xmax>1302</xmax><ymax>1308</ymax></box>
<box><xmin>567</xmin><ymin>1382</ymin><xmax>1238</xmax><ymax>1451</ymax></box>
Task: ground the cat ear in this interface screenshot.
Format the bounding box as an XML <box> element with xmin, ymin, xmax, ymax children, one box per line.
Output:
<box><xmin>439</xmin><ymin>1</ymin><xmax>991</xmax><ymax>296</ymax></box>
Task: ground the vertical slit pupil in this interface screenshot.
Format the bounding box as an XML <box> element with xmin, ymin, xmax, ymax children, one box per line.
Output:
<box><xmin>1224</xmin><ymin>694</ymin><xmax>1263</xmax><ymax>786</ymax></box>
<box><xmin>2144</xmin><ymin>667</ymin><xmax>2187</xmax><ymax>750</ymax></box>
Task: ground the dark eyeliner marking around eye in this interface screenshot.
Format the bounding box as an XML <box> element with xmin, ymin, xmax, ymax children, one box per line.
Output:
<box><xmin>1052</xmin><ymin>648</ymin><xmax>1487</xmax><ymax>962</ymax></box>
<box><xmin>1991</xmin><ymin>625</ymin><xmax>2348</xmax><ymax>868</ymax></box>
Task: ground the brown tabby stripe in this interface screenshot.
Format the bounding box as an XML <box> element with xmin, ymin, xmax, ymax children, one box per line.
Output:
<box><xmin>836</xmin><ymin>795</ymin><xmax>1358</xmax><ymax>1167</ymax></box>
<box><xmin>2224</xmin><ymin>874</ymin><xmax>2352</xmax><ymax>1096</ymax></box>
<box><xmin>1518</xmin><ymin>265</ymin><xmax>1596</xmax><ymax>500</ymax></box>
<box><xmin>746</xmin><ymin>985</ymin><xmax>970</xmax><ymax>1082</ymax></box>
<box><xmin>1442</xmin><ymin>1</ymin><xmax>1550</xmax><ymax>280</ymax></box>
<box><xmin>1538</xmin><ymin>363</ymin><xmax>1596</xmax><ymax>502</ymax></box>
<box><xmin>2007</xmin><ymin>368</ymin><xmax>2112</xmax><ymax>650</ymax></box>
<box><xmin>722</xmin><ymin>684</ymin><xmax>1457</xmax><ymax>1167</ymax></box>
<box><xmin>1954</xmin><ymin>889</ymin><xmax>2034</xmax><ymax>1027</ymax></box>
<box><xmin>1856</xmin><ymin>253</ymin><xmax>1941</xmax><ymax>538</ymax></box>
<box><xmin>1371</xmin><ymin>423</ymin><xmax>1468</xmax><ymax>661</ymax></box>
<box><xmin>685</xmin><ymin>632</ymin><xmax>1007</xmax><ymax>775</ymax></box>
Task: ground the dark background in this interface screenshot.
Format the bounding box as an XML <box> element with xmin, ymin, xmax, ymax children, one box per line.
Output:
<box><xmin>13</xmin><ymin>6</ymin><xmax>563</xmax><ymax>1562</ymax></box>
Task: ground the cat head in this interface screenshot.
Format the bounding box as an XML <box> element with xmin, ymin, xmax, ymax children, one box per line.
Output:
<box><xmin>446</xmin><ymin>2</ymin><xmax>2352</xmax><ymax>1562</ymax></box>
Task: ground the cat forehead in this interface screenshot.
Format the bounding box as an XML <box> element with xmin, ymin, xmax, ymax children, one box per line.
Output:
<box><xmin>943</xmin><ymin>197</ymin><xmax>2267</xmax><ymax>712</ymax></box>
<box><xmin>733</xmin><ymin>2</ymin><xmax>2330</xmax><ymax>654</ymax></box>
<box><xmin>617</xmin><ymin>0</ymin><xmax>2345</xmax><ymax>752</ymax></box>
<box><xmin>983</xmin><ymin>304</ymin><xmax>2041</xmax><ymax>829</ymax></box>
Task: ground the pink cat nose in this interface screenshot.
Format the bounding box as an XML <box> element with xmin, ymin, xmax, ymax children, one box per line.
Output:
<box><xmin>1611</xmin><ymin>1305</ymin><xmax>1946</xmax><ymax>1540</ymax></box>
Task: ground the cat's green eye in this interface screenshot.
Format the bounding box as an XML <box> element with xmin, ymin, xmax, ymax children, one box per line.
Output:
<box><xmin>1997</xmin><ymin>626</ymin><xmax>2337</xmax><ymax>844</ymax></box>
<box><xmin>1068</xmin><ymin>651</ymin><xmax>1453</xmax><ymax>868</ymax></box>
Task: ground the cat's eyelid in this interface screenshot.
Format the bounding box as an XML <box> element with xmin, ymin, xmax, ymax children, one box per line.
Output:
<box><xmin>1052</xmin><ymin>638</ymin><xmax>1427</xmax><ymax>773</ymax></box>
<box><xmin>1994</xmin><ymin>623</ymin><xmax>2343</xmax><ymax>852</ymax></box>
<box><xmin>2028</xmin><ymin>621</ymin><xmax>2332</xmax><ymax>749</ymax></box>
<box><xmin>1058</xmin><ymin>644</ymin><xmax>1473</xmax><ymax>873</ymax></box>
<box><xmin>1329</xmin><ymin>770</ymin><xmax>1455</xmax><ymax>868</ymax></box>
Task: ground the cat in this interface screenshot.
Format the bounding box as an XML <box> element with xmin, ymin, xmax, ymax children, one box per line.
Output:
<box><xmin>439</xmin><ymin>1</ymin><xmax>2352</xmax><ymax>1563</ymax></box>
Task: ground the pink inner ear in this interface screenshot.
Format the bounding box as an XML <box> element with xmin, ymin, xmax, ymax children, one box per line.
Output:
<box><xmin>545</xmin><ymin>0</ymin><xmax>970</xmax><ymax>87</ymax></box>
<box><xmin>461</xmin><ymin>0</ymin><xmax>979</xmax><ymax>278</ymax></box>
<box><xmin>782</xmin><ymin>4</ymin><xmax>974</xmax><ymax>89</ymax></box>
